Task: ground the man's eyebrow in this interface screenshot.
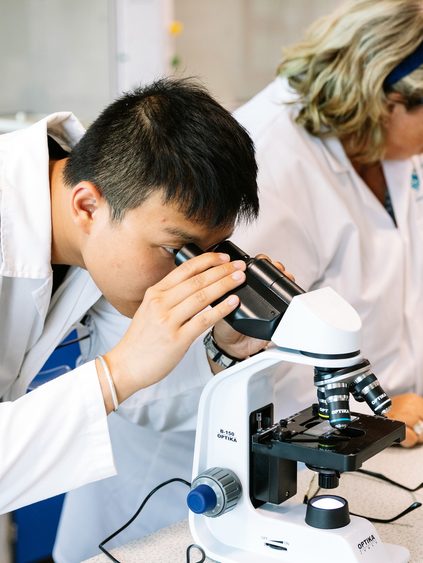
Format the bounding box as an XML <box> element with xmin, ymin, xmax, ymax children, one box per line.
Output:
<box><xmin>162</xmin><ymin>226</ymin><xmax>199</xmax><ymax>242</ymax></box>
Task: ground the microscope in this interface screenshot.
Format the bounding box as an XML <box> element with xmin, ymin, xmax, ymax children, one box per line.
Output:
<box><xmin>176</xmin><ymin>241</ymin><xmax>409</xmax><ymax>563</ymax></box>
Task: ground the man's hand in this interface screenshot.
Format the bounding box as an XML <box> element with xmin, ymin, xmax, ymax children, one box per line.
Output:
<box><xmin>212</xmin><ymin>255</ymin><xmax>294</xmax><ymax>362</ymax></box>
<box><xmin>103</xmin><ymin>252</ymin><xmax>248</xmax><ymax>404</ymax></box>
<box><xmin>386</xmin><ymin>393</ymin><xmax>423</xmax><ymax>448</ymax></box>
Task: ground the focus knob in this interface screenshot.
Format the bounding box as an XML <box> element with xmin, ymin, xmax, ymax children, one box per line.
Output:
<box><xmin>187</xmin><ymin>467</ymin><xmax>241</xmax><ymax>518</ymax></box>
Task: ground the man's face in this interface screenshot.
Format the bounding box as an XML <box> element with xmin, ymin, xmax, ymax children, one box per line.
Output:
<box><xmin>81</xmin><ymin>191</ymin><xmax>233</xmax><ymax>317</ymax></box>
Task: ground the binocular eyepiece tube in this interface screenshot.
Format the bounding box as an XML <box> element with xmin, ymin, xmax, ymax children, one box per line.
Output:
<box><xmin>175</xmin><ymin>240</ymin><xmax>304</xmax><ymax>340</ymax></box>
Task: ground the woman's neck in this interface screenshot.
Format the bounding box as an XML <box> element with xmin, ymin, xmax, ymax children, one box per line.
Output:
<box><xmin>350</xmin><ymin>160</ymin><xmax>387</xmax><ymax>204</ymax></box>
<box><xmin>341</xmin><ymin>138</ymin><xmax>387</xmax><ymax>204</ymax></box>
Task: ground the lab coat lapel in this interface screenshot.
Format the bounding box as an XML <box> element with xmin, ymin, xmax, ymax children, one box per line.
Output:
<box><xmin>383</xmin><ymin>159</ymin><xmax>414</xmax><ymax>230</ymax></box>
<box><xmin>0</xmin><ymin>112</ymin><xmax>85</xmax><ymax>279</ymax></box>
<box><xmin>384</xmin><ymin>158</ymin><xmax>423</xmax><ymax>396</ymax></box>
<box><xmin>13</xmin><ymin>268</ymin><xmax>101</xmax><ymax>398</ymax></box>
<box><xmin>321</xmin><ymin>136</ymin><xmax>400</xmax><ymax>229</ymax></box>
<box><xmin>0</xmin><ymin>112</ymin><xmax>99</xmax><ymax>399</ymax></box>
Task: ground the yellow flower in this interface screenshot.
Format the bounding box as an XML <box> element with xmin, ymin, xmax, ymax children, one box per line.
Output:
<box><xmin>169</xmin><ymin>20</ymin><xmax>183</xmax><ymax>36</ymax></box>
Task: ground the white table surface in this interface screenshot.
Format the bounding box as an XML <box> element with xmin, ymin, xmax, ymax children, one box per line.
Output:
<box><xmin>85</xmin><ymin>445</ymin><xmax>423</xmax><ymax>563</ymax></box>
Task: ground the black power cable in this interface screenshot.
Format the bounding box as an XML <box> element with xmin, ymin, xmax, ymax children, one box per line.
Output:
<box><xmin>55</xmin><ymin>334</ymin><xmax>90</xmax><ymax>348</ymax></box>
<box><xmin>98</xmin><ymin>477</ymin><xmax>206</xmax><ymax>562</ymax></box>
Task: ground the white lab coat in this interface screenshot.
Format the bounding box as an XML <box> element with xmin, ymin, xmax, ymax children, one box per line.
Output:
<box><xmin>0</xmin><ymin>113</ymin><xmax>214</xmax><ymax>540</ymax></box>
<box><xmin>233</xmin><ymin>77</ymin><xmax>423</xmax><ymax>418</ymax></box>
<box><xmin>0</xmin><ymin>113</ymin><xmax>115</xmax><ymax>513</ymax></box>
<box><xmin>54</xmin><ymin>297</ymin><xmax>212</xmax><ymax>562</ymax></box>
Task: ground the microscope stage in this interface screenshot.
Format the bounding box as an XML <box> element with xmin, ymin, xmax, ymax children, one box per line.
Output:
<box><xmin>251</xmin><ymin>405</ymin><xmax>405</xmax><ymax>472</ymax></box>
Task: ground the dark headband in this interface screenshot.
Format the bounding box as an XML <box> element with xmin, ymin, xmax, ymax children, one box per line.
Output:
<box><xmin>384</xmin><ymin>40</ymin><xmax>423</xmax><ymax>89</ymax></box>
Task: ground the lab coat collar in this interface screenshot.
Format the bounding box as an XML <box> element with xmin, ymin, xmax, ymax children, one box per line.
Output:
<box><xmin>322</xmin><ymin>135</ymin><xmax>419</xmax><ymax>196</ymax></box>
<box><xmin>321</xmin><ymin>138</ymin><xmax>419</xmax><ymax>224</ymax></box>
<box><xmin>383</xmin><ymin>158</ymin><xmax>415</xmax><ymax>229</ymax></box>
<box><xmin>273</xmin><ymin>76</ymin><xmax>300</xmax><ymax>105</ymax></box>
<box><xmin>313</xmin><ymin>126</ymin><xmax>422</xmax><ymax>182</ymax></box>
<box><xmin>13</xmin><ymin>267</ymin><xmax>102</xmax><ymax>398</ymax></box>
<box><xmin>318</xmin><ymin>136</ymin><xmax>351</xmax><ymax>175</ymax></box>
<box><xmin>0</xmin><ymin>112</ymin><xmax>86</xmax><ymax>279</ymax></box>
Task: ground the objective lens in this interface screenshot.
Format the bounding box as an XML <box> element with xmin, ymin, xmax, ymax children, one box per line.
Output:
<box><xmin>353</xmin><ymin>372</ymin><xmax>391</xmax><ymax>415</ymax></box>
<box><xmin>317</xmin><ymin>387</ymin><xmax>329</xmax><ymax>420</ymax></box>
<box><xmin>324</xmin><ymin>382</ymin><xmax>351</xmax><ymax>429</ymax></box>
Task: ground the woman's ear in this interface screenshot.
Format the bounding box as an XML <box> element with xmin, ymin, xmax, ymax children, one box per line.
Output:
<box><xmin>70</xmin><ymin>181</ymin><xmax>104</xmax><ymax>234</ymax></box>
<box><xmin>386</xmin><ymin>91</ymin><xmax>407</xmax><ymax>112</ymax></box>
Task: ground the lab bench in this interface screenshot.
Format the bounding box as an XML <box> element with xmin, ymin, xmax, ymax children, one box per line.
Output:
<box><xmin>84</xmin><ymin>444</ymin><xmax>423</xmax><ymax>563</ymax></box>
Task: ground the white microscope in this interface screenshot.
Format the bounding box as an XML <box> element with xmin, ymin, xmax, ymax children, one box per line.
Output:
<box><xmin>175</xmin><ymin>241</ymin><xmax>409</xmax><ymax>563</ymax></box>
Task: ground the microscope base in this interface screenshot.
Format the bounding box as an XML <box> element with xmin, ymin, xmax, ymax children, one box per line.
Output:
<box><xmin>205</xmin><ymin>544</ymin><xmax>409</xmax><ymax>563</ymax></box>
<box><xmin>191</xmin><ymin>505</ymin><xmax>410</xmax><ymax>563</ymax></box>
<box><xmin>384</xmin><ymin>544</ymin><xmax>411</xmax><ymax>563</ymax></box>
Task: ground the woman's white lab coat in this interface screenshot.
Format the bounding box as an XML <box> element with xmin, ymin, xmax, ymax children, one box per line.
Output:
<box><xmin>0</xmin><ymin>114</ymin><xmax>214</xmax><ymax>521</ymax></box>
<box><xmin>233</xmin><ymin>77</ymin><xmax>423</xmax><ymax>417</ymax></box>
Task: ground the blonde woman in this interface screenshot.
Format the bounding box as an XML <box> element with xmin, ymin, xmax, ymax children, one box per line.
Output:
<box><xmin>233</xmin><ymin>0</ymin><xmax>423</xmax><ymax>447</ymax></box>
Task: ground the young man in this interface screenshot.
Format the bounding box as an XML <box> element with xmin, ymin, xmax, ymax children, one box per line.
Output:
<box><xmin>0</xmin><ymin>78</ymin><xmax>263</xmax><ymax>514</ymax></box>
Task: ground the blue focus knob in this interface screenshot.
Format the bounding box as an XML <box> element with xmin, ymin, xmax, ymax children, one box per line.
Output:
<box><xmin>187</xmin><ymin>468</ymin><xmax>241</xmax><ymax>518</ymax></box>
<box><xmin>187</xmin><ymin>484</ymin><xmax>217</xmax><ymax>514</ymax></box>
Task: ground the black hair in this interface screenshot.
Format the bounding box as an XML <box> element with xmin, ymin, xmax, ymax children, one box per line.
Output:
<box><xmin>63</xmin><ymin>77</ymin><xmax>258</xmax><ymax>227</ymax></box>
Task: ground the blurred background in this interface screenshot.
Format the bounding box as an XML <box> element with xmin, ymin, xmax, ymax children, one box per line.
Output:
<box><xmin>0</xmin><ymin>0</ymin><xmax>342</xmax><ymax>127</ymax></box>
<box><xmin>0</xmin><ymin>1</ymin><xmax>342</xmax><ymax>561</ymax></box>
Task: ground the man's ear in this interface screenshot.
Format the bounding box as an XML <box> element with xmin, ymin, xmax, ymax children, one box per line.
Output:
<box><xmin>70</xmin><ymin>181</ymin><xmax>104</xmax><ymax>233</ymax></box>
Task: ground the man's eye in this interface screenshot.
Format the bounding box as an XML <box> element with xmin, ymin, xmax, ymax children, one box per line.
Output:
<box><xmin>161</xmin><ymin>246</ymin><xmax>178</xmax><ymax>257</ymax></box>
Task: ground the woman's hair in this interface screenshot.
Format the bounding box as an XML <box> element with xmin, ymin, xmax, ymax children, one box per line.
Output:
<box><xmin>278</xmin><ymin>0</ymin><xmax>423</xmax><ymax>162</ymax></box>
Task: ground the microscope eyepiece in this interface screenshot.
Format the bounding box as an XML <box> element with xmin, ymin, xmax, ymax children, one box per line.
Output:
<box><xmin>175</xmin><ymin>240</ymin><xmax>303</xmax><ymax>340</ymax></box>
<box><xmin>174</xmin><ymin>244</ymin><xmax>203</xmax><ymax>265</ymax></box>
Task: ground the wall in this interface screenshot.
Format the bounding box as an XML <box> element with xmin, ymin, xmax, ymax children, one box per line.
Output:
<box><xmin>174</xmin><ymin>0</ymin><xmax>343</xmax><ymax>109</ymax></box>
<box><xmin>0</xmin><ymin>0</ymin><xmax>344</xmax><ymax>122</ymax></box>
<box><xmin>0</xmin><ymin>0</ymin><xmax>112</xmax><ymax>123</ymax></box>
